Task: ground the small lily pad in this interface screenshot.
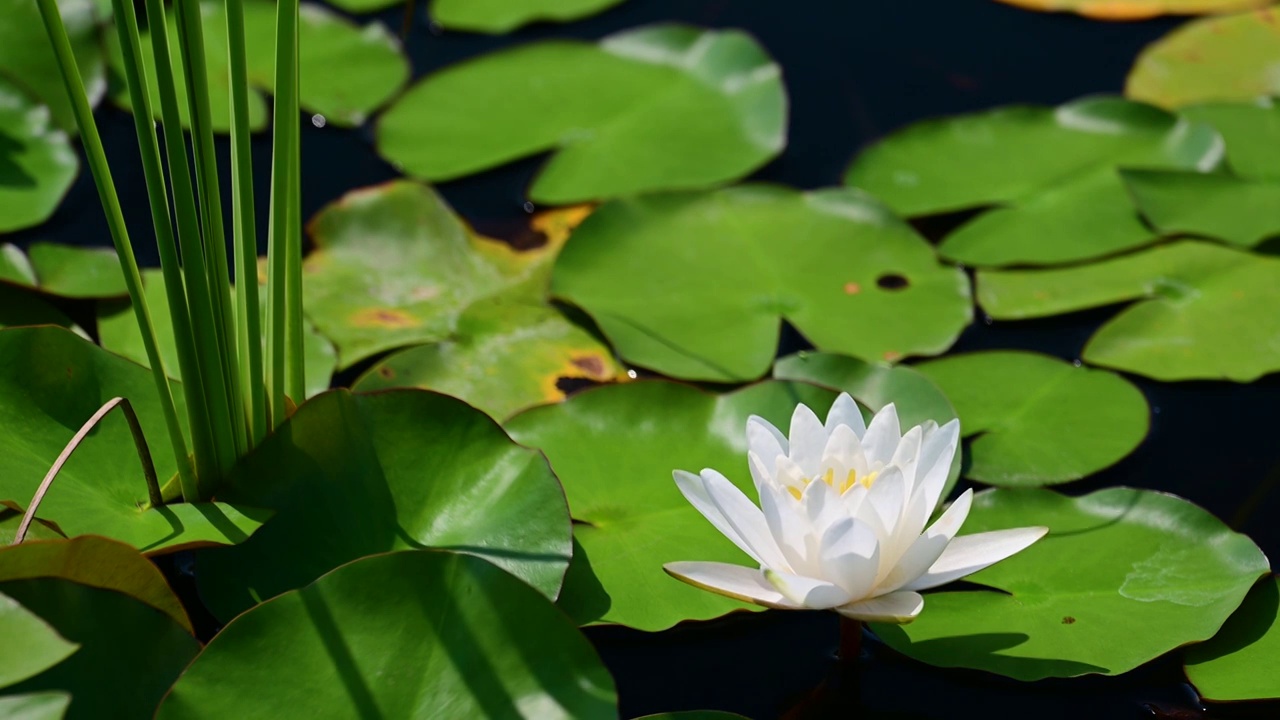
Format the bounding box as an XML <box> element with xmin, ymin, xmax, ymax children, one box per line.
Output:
<box><xmin>1185</xmin><ymin>576</ymin><xmax>1280</xmax><ymax>701</ymax></box>
<box><xmin>0</xmin><ymin>592</ymin><xmax>77</xmax><ymax>689</ymax></box>
<box><xmin>506</xmin><ymin>379</ymin><xmax>837</xmax><ymax>631</ymax></box>
<box><xmin>551</xmin><ymin>185</ymin><xmax>972</xmax><ymax>382</ymax></box>
<box><xmin>992</xmin><ymin>0</ymin><xmax>1269</xmax><ymax>20</ymax></box>
<box><xmin>377</xmin><ymin>25</ymin><xmax>786</xmax><ymax>204</ymax></box>
<box><xmin>0</xmin><ymin>0</ymin><xmax>108</xmax><ymax>132</ymax></box>
<box><xmin>195</xmin><ymin>389</ymin><xmax>572</xmax><ymax>621</ymax></box>
<box><xmin>0</xmin><ymin>79</ymin><xmax>79</xmax><ymax>233</ymax></box>
<box><xmin>1127</xmin><ymin>9</ymin><xmax>1280</xmax><ymax>109</ymax></box>
<box><xmin>844</xmin><ymin>97</ymin><xmax>1223</xmax><ymax>266</ymax></box>
<box><xmin>0</xmin><ymin>243</ymin><xmax>126</xmax><ymax>299</ymax></box>
<box><xmin>160</xmin><ymin>551</ymin><xmax>617</xmax><ymax>719</ymax></box>
<box><xmin>977</xmin><ymin>240</ymin><xmax>1280</xmax><ymax>381</ymax></box>
<box><xmin>913</xmin><ymin>351</ymin><xmax>1149</xmax><ymax>486</ymax></box>
<box><xmin>430</xmin><ymin>0</ymin><xmax>626</xmax><ymax>33</ymax></box>
<box><xmin>873</xmin><ymin>487</ymin><xmax>1269</xmax><ymax>681</ymax></box>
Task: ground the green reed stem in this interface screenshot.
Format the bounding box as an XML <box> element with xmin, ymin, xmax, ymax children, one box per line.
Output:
<box><xmin>34</xmin><ymin>0</ymin><xmax>195</xmax><ymax>498</ymax></box>
<box><xmin>109</xmin><ymin>0</ymin><xmax>212</xmax><ymax>502</ymax></box>
<box><xmin>285</xmin><ymin>24</ymin><xmax>305</xmax><ymax>405</ymax></box>
<box><xmin>224</xmin><ymin>0</ymin><xmax>267</xmax><ymax>446</ymax></box>
<box><xmin>267</xmin><ymin>0</ymin><xmax>301</xmax><ymax>427</ymax></box>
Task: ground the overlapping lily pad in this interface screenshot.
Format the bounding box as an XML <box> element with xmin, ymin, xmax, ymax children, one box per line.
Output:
<box><xmin>1126</xmin><ymin>9</ymin><xmax>1280</xmax><ymax>109</ymax></box>
<box><xmin>110</xmin><ymin>0</ymin><xmax>408</xmax><ymax>130</ymax></box>
<box><xmin>0</xmin><ymin>592</ymin><xmax>77</xmax><ymax>689</ymax></box>
<box><xmin>195</xmin><ymin>389</ymin><xmax>572</xmax><ymax>621</ymax></box>
<box><xmin>844</xmin><ymin>97</ymin><xmax>1223</xmax><ymax>266</ymax></box>
<box><xmin>0</xmin><ymin>79</ymin><xmax>79</xmax><ymax>233</ymax></box>
<box><xmin>0</xmin><ymin>692</ymin><xmax>71</xmax><ymax>720</ymax></box>
<box><xmin>0</xmin><ymin>243</ymin><xmax>126</xmax><ymax>299</ymax></box>
<box><xmin>977</xmin><ymin>240</ymin><xmax>1280</xmax><ymax>381</ymax></box>
<box><xmin>506</xmin><ymin>379</ymin><xmax>837</xmax><ymax>631</ymax></box>
<box><xmin>993</xmin><ymin>0</ymin><xmax>1269</xmax><ymax>20</ymax></box>
<box><xmin>0</xmin><ymin>0</ymin><xmax>108</xmax><ymax>132</ymax></box>
<box><xmin>873</xmin><ymin>487</ymin><xmax>1269</xmax><ymax>681</ymax></box>
<box><xmin>377</xmin><ymin>25</ymin><xmax>786</xmax><ymax>203</ymax></box>
<box><xmin>1185</xmin><ymin>576</ymin><xmax>1280</xmax><ymax>701</ymax></box>
<box><xmin>431</xmin><ymin>0</ymin><xmax>626</xmax><ymax>32</ymax></box>
<box><xmin>0</xmin><ymin>326</ymin><xmax>269</xmax><ymax>553</ymax></box>
<box><xmin>914</xmin><ymin>351</ymin><xmax>1149</xmax><ymax>486</ymax></box>
<box><xmin>162</xmin><ymin>551</ymin><xmax>617</xmax><ymax>719</ymax></box>
<box><xmin>552</xmin><ymin>185</ymin><xmax>972</xmax><ymax>382</ymax></box>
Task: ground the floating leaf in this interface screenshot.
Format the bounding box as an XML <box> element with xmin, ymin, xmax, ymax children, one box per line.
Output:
<box><xmin>506</xmin><ymin>380</ymin><xmax>837</xmax><ymax>631</ymax></box>
<box><xmin>0</xmin><ymin>512</ymin><xmax>63</xmax><ymax>545</ymax></box>
<box><xmin>98</xmin><ymin>269</ymin><xmax>335</xmax><ymax>398</ymax></box>
<box><xmin>874</xmin><ymin>488</ymin><xmax>1269</xmax><ymax>681</ymax></box>
<box><xmin>0</xmin><ymin>592</ymin><xmax>77</xmax><ymax>689</ymax></box>
<box><xmin>196</xmin><ymin>389</ymin><xmax>572</xmax><ymax>621</ymax></box>
<box><xmin>1185</xmin><ymin>576</ymin><xmax>1280</xmax><ymax>701</ymax></box>
<box><xmin>1181</xmin><ymin>100</ymin><xmax>1280</xmax><ymax>180</ymax></box>
<box><xmin>430</xmin><ymin>0</ymin><xmax>626</xmax><ymax>33</ymax></box>
<box><xmin>0</xmin><ymin>0</ymin><xmax>107</xmax><ymax>132</ymax></box>
<box><xmin>636</xmin><ymin>714</ymin><xmax>750</xmax><ymax>720</ymax></box>
<box><xmin>0</xmin><ymin>578</ymin><xmax>199</xmax><ymax>720</ymax></box>
<box><xmin>992</xmin><ymin>0</ymin><xmax>1269</xmax><ymax>21</ymax></box>
<box><xmin>377</xmin><ymin>25</ymin><xmax>786</xmax><ymax>204</ymax></box>
<box><xmin>914</xmin><ymin>351</ymin><xmax>1149</xmax><ymax>486</ymax></box>
<box><xmin>0</xmin><ymin>79</ymin><xmax>78</xmax><ymax>233</ymax></box>
<box><xmin>0</xmin><ymin>693</ymin><xmax>71</xmax><ymax>720</ymax></box>
<box><xmin>978</xmin><ymin>240</ymin><xmax>1280</xmax><ymax>381</ymax></box>
<box><xmin>0</xmin><ymin>285</ymin><xmax>78</xmax><ymax>334</ymax></box>
<box><xmin>303</xmin><ymin>181</ymin><xmax>563</xmax><ymax>368</ymax></box>
<box><xmin>355</xmin><ymin>301</ymin><xmax>625</xmax><ymax>419</ymax></box>
<box><xmin>844</xmin><ymin>97</ymin><xmax>1223</xmax><ymax>266</ymax></box>
<box><xmin>1127</xmin><ymin>9</ymin><xmax>1280</xmax><ymax>109</ymax></box>
<box><xmin>552</xmin><ymin>185</ymin><xmax>971</xmax><ymax>382</ymax></box>
<box><xmin>109</xmin><ymin>0</ymin><xmax>409</xmax><ymax>130</ymax></box>
<box><xmin>0</xmin><ymin>244</ymin><xmax>126</xmax><ymax>299</ymax></box>
<box><xmin>0</xmin><ymin>326</ymin><xmax>269</xmax><ymax>553</ymax></box>
<box><xmin>163</xmin><ymin>551</ymin><xmax>616</xmax><ymax>719</ymax></box>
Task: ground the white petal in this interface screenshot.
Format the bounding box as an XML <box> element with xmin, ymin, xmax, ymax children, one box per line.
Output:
<box><xmin>836</xmin><ymin>590</ymin><xmax>924</xmax><ymax>624</ymax></box>
<box><xmin>674</xmin><ymin>469</ymin><xmax>787</xmax><ymax>569</ymax></box>
<box><xmin>878</xmin><ymin>489</ymin><xmax>973</xmax><ymax>593</ymax></box>
<box><xmin>861</xmin><ymin>403</ymin><xmax>902</xmax><ymax>463</ymax></box>
<box><xmin>765</xmin><ymin>568</ymin><xmax>853</xmax><ymax>609</ymax></box>
<box><xmin>664</xmin><ymin>561</ymin><xmax>801</xmax><ymax>609</ymax></box>
<box><xmin>747</xmin><ymin>451</ymin><xmax>775</xmax><ymax>494</ymax></box>
<box><xmin>821</xmin><ymin>424</ymin><xmax>866</xmax><ymax>474</ymax></box>
<box><xmin>824</xmin><ymin>393</ymin><xmax>866</xmax><ymax>436</ymax></box>
<box><xmin>801</xmin><ymin>477</ymin><xmax>848</xmax><ymax>537</ymax></box>
<box><xmin>747</xmin><ymin>415</ymin><xmax>788</xmax><ymax>463</ymax></box>
<box><xmin>819</xmin><ymin>518</ymin><xmax>881</xmax><ymax>600</ymax></box>
<box><xmin>788</xmin><ymin>403</ymin><xmax>827</xmax><ymax>476</ymax></box>
<box><xmin>758</xmin><ymin>480</ymin><xmax>810</xmax><ymax>574</ymax></box>
<box><xmin>864</xmin><ymin>465</ymin><xmax>906</xmax><ymax>534</ymax></box>
<box><xmin>903</xmin><ymin>526</ymin><xmax>1049</xmax><ymax>592</ymax></box>
<box><xmin>889</xmin><ymin>425</ymin><xmax>923</xmax><ymax>494</ymax></box>
<box><xmin>914</xmin><ymin>419</ymin><xmax>960</xmax><ymax>516</ymax></box>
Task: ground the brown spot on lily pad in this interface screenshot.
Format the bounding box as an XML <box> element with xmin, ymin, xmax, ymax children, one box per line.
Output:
<box><xmin>349</xmin><ymin>308</ymin><xmax>421</xmax><ymax>329</ymax></box>
<box><xmin>1062</xmin><ymin>616</ymin><xmax>1076</xmax><ymax>625</ymax></box>
<box><xmin>843</xmin><ymin>282</ymin><xmax>861</xmax><ymax>295</ymax></box>
<box><xmin>570</xmin><ymin>354</ymin><xmax>609</xmax><ymax>378</ymax></box>
<box><xmin>377</xmin><ymin>366</ymin><xmax>396</xmax><ymax>380</ymax></box>
<box><xmin>531</xmin><ymin>204</ymin><xmax>596</xmax><ymax>249</ymax></box>
<box><xmin>882</xmin><ymin>350</ymin><xmax>902</xmax><ymax>362</ymax></box>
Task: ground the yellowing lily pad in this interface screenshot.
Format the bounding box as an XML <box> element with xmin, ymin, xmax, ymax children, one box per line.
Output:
<box><xmin>994</xmin><ymin>0</ymin><xmax>1269</xmax><ymax>21</ymax></box>
<box><xmin>874</xmin><ymin>487</ymin><xmax>1269</xmax><ymax>680</ymax></box>
<box><xmin>0</xmin><ymin>0</ymin><xmax>108</xmax><ymax>132</ymax></box>
<box><xmin>551</xmin><ymin>185</ymin><xmax>972</xmax><ymax>382</ymax></box>
<box><xmin>377</xmin><ymin>25</ymin><xmax>786</xmax><ymax>203</ymax></box>
<box><xmin>0</xmin><ymin>243</ymin><xmax>126</xmax><ymax>299</ymax></box>
<box><xmin>844</xmin><ymin>97</ymin><xmax>1223</xmax><ymax>266</ymax></box>
<box><xmin>1127</xmin><ymin>9</ymin><xmax>1280</xmax><ymax>110</ymax></box>
<box><xmin>1185</xmin><ymin>576</ymin><xmax>1280</xmax><ymax>701</ymax></box>
<box><xmin>977</xmin><ymin>240</ymin><xmax>1280</xmax><ymax>381</ymax></box>
<box><xmin>0</xmin><ymin>79</ymin><xmax>79</xmax><ymax>233</ymax></box>
<box><xmin>431</xmin><ymin>0</ymin><xmax>626</xmax><ymax>33</ymax></box>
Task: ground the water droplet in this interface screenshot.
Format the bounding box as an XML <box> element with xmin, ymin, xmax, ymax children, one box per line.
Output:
<box><xmin>522</xmin><ymin>201</ymin><xmax>536</xmax><ymax>213</ymax></box>
<box><xmin>1153</xmin><ymin>406</ymin><xmax>1161</xmax><ymax>415</ymax></box>
<box><xmin>311</xmin><ymin>114</ymin><xmax>327</xmax><ymax>128</ymax></box>
<box><xmin>626</xmin><ymin>369</ymin><xmax>638</xmax><ymax>379</ymax></box>
<box><xmin>428</xmin><ymin>21</ymin><xmax>443</xmax><ymax>35</ymax></box>
<box><xmin>982</xmin><ymin>313</ymin><xmax>993</xmax><ymax>325</ymax></box>
<box><xmin>1072</xmin><ymin>359</ymin><xmax>1083</xmax><ymax>367</ymax></box>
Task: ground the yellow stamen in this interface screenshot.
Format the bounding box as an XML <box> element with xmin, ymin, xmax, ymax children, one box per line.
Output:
<box><xmin>787</xmin><ymin>467</ymin><xmax>880</xmax><ymax>499</ymax></box>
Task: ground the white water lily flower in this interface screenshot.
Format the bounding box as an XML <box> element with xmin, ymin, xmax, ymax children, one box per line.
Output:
<box><xmin>665</xmin><ymin>394</ymin><xmax>1048</xmax><ymax>624</ymax></box>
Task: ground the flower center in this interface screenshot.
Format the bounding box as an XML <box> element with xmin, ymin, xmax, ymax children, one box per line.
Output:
<box><xmin>787</xmin><ymin>467</ymin><xmax>879</xmax><ymax>499</ymax></box>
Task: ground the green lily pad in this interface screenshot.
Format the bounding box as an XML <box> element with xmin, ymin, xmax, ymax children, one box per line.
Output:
<box><xmin>354</xmin><ymin>301</ymin><xmax>625</xmax><ymax>420</ymax></box>
<box><xmin>109</xmin><ymin>0</ymin><xmax>409</xmax><ymax>130</ymax></box>
<box><xmin>302</xmin><ymin>181</ymin><xmax>564</xmax><ymax>368</ymax></box>
<box><xmin>913</xmin><ymin>351</ymin><xmax>1149</xmax><ymax>486</ymax></box>
<box><xmin>431</xmin><ymin>0</ymin><xmax>626</xmax><ymax>33</ymax></box>
<box><xmin>162</xmin><ymin>551</ymin><xmax>616</xmax><ymax>719</ymax></box>
<box><xmin>873</xmin><ymin>487</ymin><xmax>1269</xmax><ymax>681</ymax></box>
<box><xmin>98</xmin><ymin>269</ymin><xmax>335</xmax><ymax>398</ymax></box>
<box><xmin>0</xmin><ymin>0</ymin><xmax>107</xmax><ymax>132</ymax></box>
<box><xmin>0</xmin><ymin>79</ymin><xmax>79</xmax><ymax>233</ymax></box>
<box><xmin>992</xmin><ymin>0</ymin><xmax>1270</xmax><ymax>20</ymax></box>
<box><xmin>844</xmin><ymin>97</ymin><xmax>1224</xmax><ymax>266</ymax></box>
<box><xmin>0</xmin><ymin>592</ymin><xmax>77</xmax><ymax>689</ymax></box>
<box><xmin>977</xmin><ymin>240</ymin><xmax>1280</xmax><ymax>381</ymax></box>
<box><xmin>0</xmin><ymin>578</ymin><xmax>199</xmax><ymax>720</ymax></box>
<box><xmin>1185</xmin><ymin>576</ymin><xmax>1280</xmax><ymax>701</ymax></box>
<box><xmin>377</xmin><ymin>25</ymin><xmax>786</xmax><ymax>204</ymax></box>
<box><xmin>636</xmin><ymin>714</ymin><xmax>749</xmax><ymax>720</ymax></box>
<box><xmin>0</xmin><ymin>536</ymin><xmax>192</xmax><ymax>634</ymax></box>
<box><xmin>0</xmin><ymin>244</ymin><xmax>126</xmax><ymax>299</ymax></box>
<box><xmin>195</xmin><ymin>389</ymin><xmax>572</xmax><ymax>621</ymax></box>
<box><xmin>0</xmin><ymin>285</ymin><xmax>79</xmax><ymax>334</ymax></box>
<box><xmin>0</xmin><ymin>326</ymin><xmax>270</xmax><ymax>553</ymax></box>
<box><xmin>0</xmin><ymin>692</ymin><xmax>71</xmax><ymax>720</ymax></box>
<box><xmin>1181</xmin><ymin>100</ymin><xmax>1280</xmax><ymax>181</ymax></box>
<box><xmin>1127</xmin><ymin>9</ymin><xmax>1280</xmax><ymax>110</ymax></box>
<box><xmin>551</xmin><ymin>185</ymin><xmax>972</xmax><ymax>382</ymax></box>
<box><xmin>506</xmin><ymin>379</ymin><xmax>837</xmax><ymax>631</ymax></box>
<box><xmin>0</xmin><ymin>512</ymin><xmax>64</xmax><ymax>544</ymax></box>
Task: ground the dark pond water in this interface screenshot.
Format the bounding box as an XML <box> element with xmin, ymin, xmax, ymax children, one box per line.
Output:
<box><xmin>13</xmin><ymin>0</ymin><xmax>1280</xmax><ymax>717</ymax></box>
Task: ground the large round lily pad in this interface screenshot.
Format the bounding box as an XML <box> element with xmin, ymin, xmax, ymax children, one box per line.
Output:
<box><xmin>0</xmin><ymin>326</ymin><xmax>269</xmax><ymax>553</ymax></box>
<box><xmin>161</xmin><ymin>551</ymin><xmax>617</xmax><ymax>719</ymax></box>
<box><xmin>914</xmin><ymin>351</ymin><xmax>1149</xmax><ymax>486</ymax></box>
<box><xmin>0</xmin><ymin>0</ymin><xmax>108</xmax><ymax>132</ymax></box>
<box><xmin>430</xmin><ymin>0</ymin><xmax>626</xmax><ymax>33</ymax></box>
<box><xmin>377</xmin><ymin>25</ymin><xmax>786</xmax><ymax>204</ymax></box>
<box><xmin>109</xmin><ymin>0</ymin><xmax>408</xmax><ymax>130</ymax></box>
<box><xmin>1127</xmin><ymin>9</ymin><xmax>1280</xmax><ymax>109</ymax></box>
<box><xmin>0</xmin><ymin>592</ymin><xmax>77</xmax><ymax>690</ymax></box>
<box><xmin>196</xmin><ymin>389</ymin><xmax>572</xmax><ymax>621</ymax></box>
<box><xmin>506</xmin><ymin>379</ymin><xmax>837</xmax><ymax>631</ymax></box>
<box><xmin>844</xmin><ymin>97</ymin><xmax>1223</xmax><ymax>266</ymax></box>
<box><xmin>1184</xmin><ymin>576</ymin><xmax>1280</xmax><ymax>701</ymax></box>
<box><xmin>551</xmin><ymin>185</ymin><xmax>972</xmax><ymax>382</ymax></box>
<box><xmin>873</xmin><ymin>487</ymin><xmax>1269</xmax><ymax>681</ymax></box>
<box><xmin>0</xmin><ymin>79</ymin><xmax>78</xmax><ymax>233</ymax></box>
<box><xmin>977</xmin><ymin>240</ymin><xmax>1280</xmax><ymax>381</ymax></box>
<box><xmin>0</xmin><ymin>243</ymin><xmax>126</xmax><ymax>299</ymax></box>
<box><xmin>992</xmin><ymin>0</ymin><xmax>1269</xmax><ymax>20</ymax></box>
